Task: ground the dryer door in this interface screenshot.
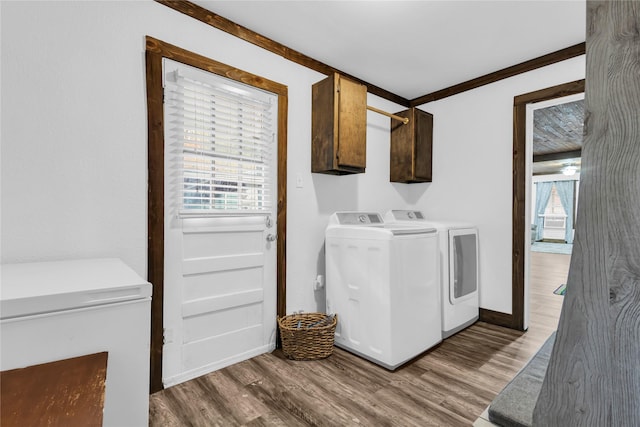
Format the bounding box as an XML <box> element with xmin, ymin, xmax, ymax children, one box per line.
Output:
<box><xmin>448</xmin><ymin>228</ymin><xmax>478</xmax><ymax>304</ymax></box>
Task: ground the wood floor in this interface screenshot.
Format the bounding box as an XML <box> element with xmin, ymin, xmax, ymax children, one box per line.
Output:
<box><xmin>149</xmin><ymin>251</ymin><xmax>571</xmax><ymax>426</ymax></box>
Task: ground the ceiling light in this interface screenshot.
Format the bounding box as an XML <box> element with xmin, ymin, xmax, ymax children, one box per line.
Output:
<box><xmin>562</xmin><ymin>165</ymin><xmax>578</xmax><ymax>176</ymax></box>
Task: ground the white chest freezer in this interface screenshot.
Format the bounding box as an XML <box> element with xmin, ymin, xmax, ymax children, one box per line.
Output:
<box><xmin>0</xmin><ymin>258</ymin><xmax>152</xmax><ymax>426</ymax></box>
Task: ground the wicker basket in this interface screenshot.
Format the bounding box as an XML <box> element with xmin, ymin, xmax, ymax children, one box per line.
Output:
<box><xmin>277</xmin><ymin>313</ymin><xmax>337</xmax><ymax>360</ymax></box>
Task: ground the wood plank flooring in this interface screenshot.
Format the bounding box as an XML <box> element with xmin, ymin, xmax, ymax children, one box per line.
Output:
<box><xmin>149</xmin><ymin>251</ymin><xmax>571</xmax><ymax>426</ymax></box>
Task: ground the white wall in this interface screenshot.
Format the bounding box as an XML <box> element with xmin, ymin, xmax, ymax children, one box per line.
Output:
<box><xmin>0</xmin><ymin>1</ymin><xmax>409</xmax><ymax>313</ymax></box>
<box><xmin>415</xmin><ymin>56</ymin><xmax>585</xmax><ymax>313</ymax></box>
<box><xmin>1</xmin><ymin>1</ymin><xmax>585</xmax><ymax>316</ymax></box>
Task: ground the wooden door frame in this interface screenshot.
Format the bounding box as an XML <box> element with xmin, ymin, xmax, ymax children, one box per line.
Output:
<box><xmin>481</xmin><ymin>79</ymin><xmax>585</xmax><ymax>330</ymax></box>
<box><xmin>515</xmin><ymin>79</ymin><xmax>586</xmax><ymax>330</ymax></box>
<box><xmin>145</xmin><ymin>36</ymin><xmax>288</xmax><ymax>393</ymax></box>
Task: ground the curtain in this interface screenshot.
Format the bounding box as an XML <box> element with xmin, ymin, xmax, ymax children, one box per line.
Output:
<box><xmin>555</xmin><ymin>180</ymin><xmax>575</xmax><ymax>244</ymax></box>
<box><xmin>534</xmin><ymin>182</ymin><xmax>554</xmax><ymax>241</ymax></box>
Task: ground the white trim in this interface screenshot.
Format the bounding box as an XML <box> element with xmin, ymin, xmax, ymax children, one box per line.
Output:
<box><xmin>529</xmin><ymin>92</ymin><xmax>584</xmax><ymax>112</ymax></box>
<box><xmin>532</xmin><ymin>173</ymin><xmax>580</xmax><ymax>183</ymax></box>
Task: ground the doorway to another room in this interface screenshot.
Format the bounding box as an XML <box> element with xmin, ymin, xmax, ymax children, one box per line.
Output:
<box><xmin>511</xmin><ymin>79</ymin><xmax>584</xmax><ymax>333</ymax></box>
<box><xmin>527</xmin><ymin>92</ymin><xmax>583</xmax><ymax>332</ymax></box>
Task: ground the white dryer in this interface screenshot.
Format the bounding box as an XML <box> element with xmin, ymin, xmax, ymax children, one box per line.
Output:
<box><xmin>385</xmin><ymin>210</ymin><xmax>479</xmax><ymax>339</ymax></box>
<box><xmin>325</xmin><ymin>212</ymin><xmax>441</xmax><ymax>369</ymax></box>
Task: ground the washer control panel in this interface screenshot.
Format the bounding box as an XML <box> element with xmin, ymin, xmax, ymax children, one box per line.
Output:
<box><xmin>389</xmin><ymin>210</ymin><xmax>425</xmax><ymax>221</ymax></box>
<box><xmin>335</xmin><ymin>212</ymin><xmax>383</xmax><ymax>225</ymax></box>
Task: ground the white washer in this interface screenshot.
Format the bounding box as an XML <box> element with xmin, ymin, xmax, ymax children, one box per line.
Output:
<box><xmin>385</xmin><ymin>210</ymin><xmax>479</xmax><ymax>339</ymax></box>
<box><xmin>325</xmin><ymin>212</ymin><xmax>441</xmax><ymax>370</ymax></box>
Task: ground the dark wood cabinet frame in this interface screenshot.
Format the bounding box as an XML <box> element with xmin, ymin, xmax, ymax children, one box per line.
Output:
<box><xmin>145</xmin><ymin>36</ymin><xmax>288</xmax><ymax>393</ymax></box>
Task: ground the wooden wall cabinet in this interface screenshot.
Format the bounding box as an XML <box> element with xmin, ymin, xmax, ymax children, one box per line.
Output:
<box><xmin>312</xmin><ymin>73</ymin><xmax>367</xmax><ymax>175</ymax></box>
<box><xmin>390</xmin><ymin>107</ymin><xmax>433</xmax><ymax>183</ymax></box>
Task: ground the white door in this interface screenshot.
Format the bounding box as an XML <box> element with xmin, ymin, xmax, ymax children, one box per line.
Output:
<box><xmin>161</xmin><ymin>59</ymin><xmax>278</xmax><ymax>387</ymax></box>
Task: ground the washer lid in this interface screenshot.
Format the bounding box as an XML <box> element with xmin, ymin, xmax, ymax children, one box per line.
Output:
<box><xmin>385</xmin><ymin>224</ymin><xmax>436</xmax><ymax>235</ymax></box>
<box><xmin>0</xmin><ymin>258</ymin><xmax>151</xmax><ymax>320</ymax></box>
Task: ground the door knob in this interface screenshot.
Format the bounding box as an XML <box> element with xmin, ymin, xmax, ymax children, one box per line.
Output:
<box><xmin>266</xmin><ymin>233</ymin><xmax>277</xmax><ymax>242</ymax></box>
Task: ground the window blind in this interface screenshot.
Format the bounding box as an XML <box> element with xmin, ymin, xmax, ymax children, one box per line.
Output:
<box><xmin>163</xmin><ymin>59</ymin><xmax>277</xmax><ymax>215</ymax></box>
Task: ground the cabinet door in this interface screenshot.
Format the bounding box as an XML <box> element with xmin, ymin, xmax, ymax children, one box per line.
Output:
<box><xmin>390</xmin><ymin>107</ymin><xmax>433</xmax><ymax>183</ymax></box>
<box><xmin>413</xmin><ymin>109</ymin><xmax>433</xmax><ymax>181</ymax></box>
<box><xmin>336</xmin><ymin>77</ymin><xmax>367</xmax><ymax>170</ymax></box>
<box><xmin>389</xmin><ymin>109</ymin><xmax>414</xmax><ymax>182</ymax></box>
<box><xmin>311</xmin><ymin>75</ymin><xmax>337</xmax><ymax>173</ymax></box>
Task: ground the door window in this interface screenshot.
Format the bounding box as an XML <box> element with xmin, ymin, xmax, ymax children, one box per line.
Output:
<box><xmin>164</xmin><ymin>59</ymin><xmax>276</xmax><ymax>216</ymax></box>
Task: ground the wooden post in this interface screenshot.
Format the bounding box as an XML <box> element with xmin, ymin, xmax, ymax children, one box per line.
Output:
<box><xmin>533</xmin><ymin>1</ymin><xmax>640</xmax><ymax>425</ymax></box>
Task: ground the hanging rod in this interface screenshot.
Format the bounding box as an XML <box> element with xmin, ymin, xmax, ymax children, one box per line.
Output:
<box><xmin>366</xmin><ymin>105</ymin><xmax>409</xmax><ymax>125</ymax></box>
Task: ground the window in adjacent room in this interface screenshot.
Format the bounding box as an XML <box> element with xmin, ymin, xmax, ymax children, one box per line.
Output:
<box><xmin>544</xmin><ymin>185</ymin><xmax>565</xmax><ymax>215</ymax></box>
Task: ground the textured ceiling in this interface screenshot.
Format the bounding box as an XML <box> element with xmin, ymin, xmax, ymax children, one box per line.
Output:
<box><xmin>532</xmin><ymin>100</ymin><xmax>584</xmax><ymax>175</ymax></box>
<box><xmin>533</xmin><ymin>100</ymin><xmax>584</xmax><ymax>156</ymax></box>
